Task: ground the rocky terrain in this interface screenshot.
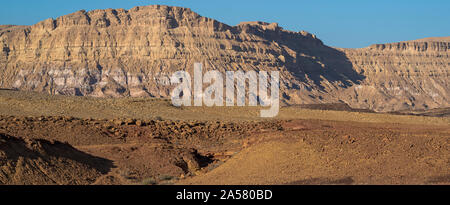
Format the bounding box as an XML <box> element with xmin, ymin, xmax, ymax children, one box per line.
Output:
<box><xmin>0</xmin><ymin>5</ymin><xmax>448</xmax><ymax>185</ymax></box>
<box><xmin>0</xmin><ymin>133</ymin><xmax>111</xmax><ymax>185</ymax></box>
<box><xmin>0</xmin><ymin>5</ymin><xmax>448</xmax><ymax>112</ymax></box>
<box><xmin>0</xmin><ymin>89</ymin><xmax>448</xmax><ymax>185</ymax></box>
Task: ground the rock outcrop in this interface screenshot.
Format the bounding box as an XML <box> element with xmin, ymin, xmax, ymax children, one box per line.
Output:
<box><xmin>0</xmin><ymin>133</ymin><xmax>112</xmax><ymax>185</ymax></box>
<box><xmin>338</xmin><ymin>38</ymin><xmax>449</xmax><ymax>111</ymax></box>
<box><xmin>0</xmin><ymin>5</ymin><xmax>448</xmax><ymax>111</ymax></box>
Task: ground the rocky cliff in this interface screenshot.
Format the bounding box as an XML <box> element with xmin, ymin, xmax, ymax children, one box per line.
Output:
<box><xmin>338</xmin><ymin>39</ymin><xmax>449</xmax><ymax>111</ymax></box>
<box><xmin>0</xmin><ymin>5</ymin><xmax>448</xmax><ymax>111</ymax></box>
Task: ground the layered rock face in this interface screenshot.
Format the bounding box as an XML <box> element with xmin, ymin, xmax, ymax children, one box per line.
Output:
<box><xmin>0</xmin><ymin>5</ymin><xmax>448</xmax><ymax>111</ymax></box>
<box><xmin>338</xmin><ymin>39</ymin><xmax>449</xmax><ymax>111</ymax></box>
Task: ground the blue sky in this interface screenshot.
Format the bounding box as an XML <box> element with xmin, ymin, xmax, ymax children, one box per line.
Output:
<box><xmin>1</xmin><ymin>0</ymin><xmax>449</xmax><ymax>48</ymax></box>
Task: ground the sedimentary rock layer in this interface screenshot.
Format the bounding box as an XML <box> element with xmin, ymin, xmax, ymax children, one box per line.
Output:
<box><xmin>0</xmin><ymin>5</ymin><xmax>448</xmax><ymax>111</ymax></box>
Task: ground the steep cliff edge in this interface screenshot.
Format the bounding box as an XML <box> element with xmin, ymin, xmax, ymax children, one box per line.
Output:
<box><xmin>0</xmin><ymin>5</ymin><xmax>448</xmax><ymax>111</ymax></box>
<box><xmin>338</xmin><ymin>38</ymin><xmax>449</xmax><ymax>111</ymax></box>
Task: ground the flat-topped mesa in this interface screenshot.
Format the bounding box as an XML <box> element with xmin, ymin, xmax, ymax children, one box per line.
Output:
<box><xmin>0</xmin><ymin>5</ymin><xmax>449</xmax><ymax>111</ymax></box>
<box><xmin>368</xmin><ymin>38</ymin><xmax>450</xmax><ymax>52</ymax></box>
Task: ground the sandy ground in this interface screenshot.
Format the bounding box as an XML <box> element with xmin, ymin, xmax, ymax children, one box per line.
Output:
<box><xmin>180</xmin><ymin>120</ymin><xmax>449</xmax><ymax>184</ymax></box>
<box><xmin>0</xmin><ymin>90</ymin><xmax>449</xmax><ymax>185</ymax></box>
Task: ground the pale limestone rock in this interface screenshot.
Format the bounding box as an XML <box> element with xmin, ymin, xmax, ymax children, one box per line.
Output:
<box><xmin>0</xmin><ymin>5</ymin><xmax>448</xmax><ymax>111</ymax></box>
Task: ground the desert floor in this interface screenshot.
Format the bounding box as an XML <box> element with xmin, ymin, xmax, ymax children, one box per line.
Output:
<box><xmin>0</xmin><ymin>89</ymin><xmax>448</xmax><ymax>185</ymax></box>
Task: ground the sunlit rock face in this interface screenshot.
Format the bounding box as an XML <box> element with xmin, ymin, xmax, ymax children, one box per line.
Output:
<box><xmin>338</xmin><ymin>39</ymin><xmax>449</xmax><ymax>111</ymax></box>
<box><xmin>0</xmin><ymin>5</ymin><xmax>448</xmax><ymax>111</ymax></box>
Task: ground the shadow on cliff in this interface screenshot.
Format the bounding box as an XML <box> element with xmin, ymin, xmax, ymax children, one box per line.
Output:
<box><xmin>274</xmin><ymin>32</ymin><xmax>366</xmax><ymax>90</ymax></box>
<box><xmin>237</xmin><ymin>24</ymin><xmax>366</xmax><ymax>90</ymax></box>
<box><xmin>295</xmin><ymin>49</ymin><xmax>365</xmax><ymax>90</ymax></box>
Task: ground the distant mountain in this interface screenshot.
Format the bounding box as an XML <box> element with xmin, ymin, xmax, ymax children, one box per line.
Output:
<box><xmin>0</xmin><ymin>5</ymin><xmax>448</xmax><ymax>111</ymax></box>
